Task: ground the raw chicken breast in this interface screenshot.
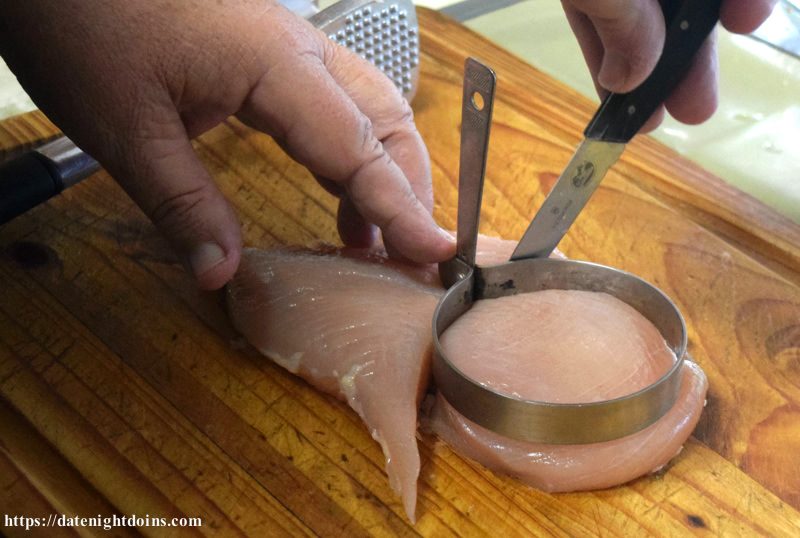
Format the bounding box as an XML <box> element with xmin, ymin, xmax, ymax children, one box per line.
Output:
<box><xmin>439</xmin><ymin>291</ymin><xmax>677</xmax><ymax>403</ymax></box>
<box><xmin>226</xmin><ymin>246</ymin><xmax>441</xmax><ymax>521</ymax></box>
<box><xmin>226</xmin><ymin>235</ymin><xmax>706</xmax><ymax>519</ymax></box>
<box><xmin>226</xmin><ymin>236</ymin><xmax>518</xmax><ymax>521</ymax></box>
<box><xmin>428</xmin><ymin>290</ymin><xmax>708</xmax><ymax>491</ymax></box>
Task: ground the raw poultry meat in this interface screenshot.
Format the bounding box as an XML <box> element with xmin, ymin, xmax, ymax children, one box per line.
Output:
<box><xmin>226</xmin><ymin>237</ymin><xmax>706</xmax><ymax>520</ymax></box>
<box><xmin>439</xmin><ymin>290</ymin><xmax>678</xmax><ymax>404</ymax></box>
<box><xmin>431</xmin><ymin>290</ymin><xmax>708</xmax><ymax>491</ymax></box>
<box><xmin>226</xmin><ymin>245</ymin><xmax>442</xmax><ymax>522</ymax></box>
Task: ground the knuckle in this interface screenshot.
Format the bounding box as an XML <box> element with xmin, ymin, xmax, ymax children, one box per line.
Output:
<box><xmin>347</xmin><ymin>114</ymin><xmax>390</xmax><ymax>175</ymax></box>
<box><xmin>319</xmin><ymin>34</ymin><xmax>340</xmax><ymax>65</ymax></box>
<box><xmin>357</xmin><ymin>115</ymin><xmax>381</xmax><ymax>157</ymax></box>
<box><xmin>395</xmin><ymin>98</ymin><xmax>415</xmax><ymax>126</ymax></box>
<box><xmin>372</xmin><ymin>93</ymin><xmax>417</xmax><ymax>141</ymax></box>
<box><xmin>265</xmin><ymin>10</ymin><xmax>325</xmax><ymax>61</ymax></box>
<box><xmin>380</xmin><ymin>97</ymin><xmax>416</xmax><ymax>134</ymax></box>
<box><xmin>149</xmin><ymin>182</ymin><xmax>213</xmax><ymax>229</ymax></box>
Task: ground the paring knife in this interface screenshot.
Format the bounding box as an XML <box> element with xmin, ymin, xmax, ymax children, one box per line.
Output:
<box><xmin>511</xmin><ymin>0</ymin><xmax>723</xmax><ymax>260</ymax></box>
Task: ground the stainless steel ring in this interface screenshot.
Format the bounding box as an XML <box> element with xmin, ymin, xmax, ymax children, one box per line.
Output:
<box><xmin>432</xmin><ymin>257</ymin><xmax>687</xmax><ymax>445</ymax></box>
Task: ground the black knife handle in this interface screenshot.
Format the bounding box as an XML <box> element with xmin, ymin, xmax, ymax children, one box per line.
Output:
<box><xmin>0</xmin><ymin>151</ymin><xmax>65</xmax><ymax>225</ymax></box>
<box><xmin>584</xmin><ymin>0</ymin><xmax>723</xmax><ymax>143</ymax></box>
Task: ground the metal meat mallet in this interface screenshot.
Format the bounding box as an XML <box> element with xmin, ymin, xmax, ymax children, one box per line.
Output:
<box><xmin>306</xmin><ymin>0</ymin><xmax>420</xmax><ymax>99</ymax></box>
<box><xmin>434</xmin><ymin>0</ymin><xmax>721</xmax><ymax>445</ymax></box>
<box><xmin>0</xmin><ymin>0</ymin><xmax>420</xmax><ymax>224</ymax></box>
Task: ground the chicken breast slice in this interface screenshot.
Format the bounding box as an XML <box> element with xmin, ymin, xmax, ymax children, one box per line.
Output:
<box><xmin>226</xmin><ymin>236</ymin><xmax>706</xmax><ymax>519</ymax></box>
<box><xmin>226</xmin><ymin>246</ymin><xmax>441</xmax><ymax>521</ymax></box>
<box><xmin>428</xmin><ymin>290</ymin><xmax>708</xmax><ymax>491</ymax></box>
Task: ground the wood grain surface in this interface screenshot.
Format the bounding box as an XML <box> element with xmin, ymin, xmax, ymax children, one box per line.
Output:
<box><xmin>1</xmin><ymin>8</ymin><xmax>799</xmax><ymax>537</ymax></box>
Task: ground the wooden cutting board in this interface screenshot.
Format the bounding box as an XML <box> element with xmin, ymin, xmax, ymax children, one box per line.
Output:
<box><xmin>1</xmin><ymin>8</ymin><xmax>799</xmax><ymax>537</ymax></box>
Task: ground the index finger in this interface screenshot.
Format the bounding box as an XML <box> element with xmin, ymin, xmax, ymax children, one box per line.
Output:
<box><xmin>323</xmin><ymin>43</ymin><xmax>434</xmax><ymax>214</ymax></box>
<box><xmin>720</xmin><ymin>0</ymin><xmax>777</xmax><ymax>33</ymax></box>
<box><xmin>236</xmin><ymin>12</ymin><xmax>453</xmax><ymax>262</ymax></box>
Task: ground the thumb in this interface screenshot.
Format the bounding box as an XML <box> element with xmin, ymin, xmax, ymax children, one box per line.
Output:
<box><xmin>112</xmin><ymin>120</ymin><xmax>241</xmax><ymax>290</ymax></box>
<box><xmin>564</xmin><ymin>0</ymin><xmax>665</xmax><ymax>93</ymax></box>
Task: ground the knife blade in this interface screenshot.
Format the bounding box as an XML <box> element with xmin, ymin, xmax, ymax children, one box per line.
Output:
<box><xmin>512</xmin><ymin>0</ymin><xmax>723</xmax><ymax>261</ymax></box>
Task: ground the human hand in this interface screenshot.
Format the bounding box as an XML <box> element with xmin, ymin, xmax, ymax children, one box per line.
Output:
<box><xmin>0</xmin><ymin>0</ymin><xmax>454</xmax><ymax>290</ymax></box>
<box><xmin>562</xmin><ymin>0</ymin><xmax>777</xmax><ymax>131</ymax></box>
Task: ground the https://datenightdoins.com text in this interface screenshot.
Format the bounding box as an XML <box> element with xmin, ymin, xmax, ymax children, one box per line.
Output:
<box><xmin>4</xmin><ymin>513</ymin><xmax>203</xmax><ymax>532</ymax></box>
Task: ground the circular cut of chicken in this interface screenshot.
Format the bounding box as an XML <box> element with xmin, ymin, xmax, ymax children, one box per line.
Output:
<box><xmin>430</xmin><ymin>289</ymin><xmax>708</xmax><ymax>492</ymax></box>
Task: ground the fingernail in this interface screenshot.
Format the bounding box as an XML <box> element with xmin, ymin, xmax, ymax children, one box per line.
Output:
<box><xmin>598</xmin><ymin>51</ymin><xmax>630</xmax><ymax>92</ymax></box>
<box><xmin>188</xmin><ymin>242</ymin><xmax>227</xmax><ymax>278</ymax></box>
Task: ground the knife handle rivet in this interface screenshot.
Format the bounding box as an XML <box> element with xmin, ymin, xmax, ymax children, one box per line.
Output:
<box><xmin>680</xmin><ymin>20</ymin><xmax>690</xmax><ymax>31</ymax></box>
<box><xmin>627</xmin><ymin>105</ymin><xmax>636</xmax><ymax>115</ymax></box>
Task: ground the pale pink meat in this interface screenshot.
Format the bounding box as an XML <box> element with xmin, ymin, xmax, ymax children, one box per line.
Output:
<box><xmin>226</xmin><ymin>246</ymin><xmax>441</xmax><ymax>521</ymax></box>
<box><xmin>439</xmin><ymin>290</ymin><xmax>677</xmax><ymax>403</ymax></box>
<box><xmin>430</xmin><ymin>290</ymin><xmax>708</xmax><ymax>491</ymax></box>
<box><xmin>427</xmin><ymin>363</ymin><xmax>707</xmax><ymax>491</ymax></box>
<box><xmin>226</xmin><ymin>236</ymin><xmax>707</xmax><ymax>519</ymax></box>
